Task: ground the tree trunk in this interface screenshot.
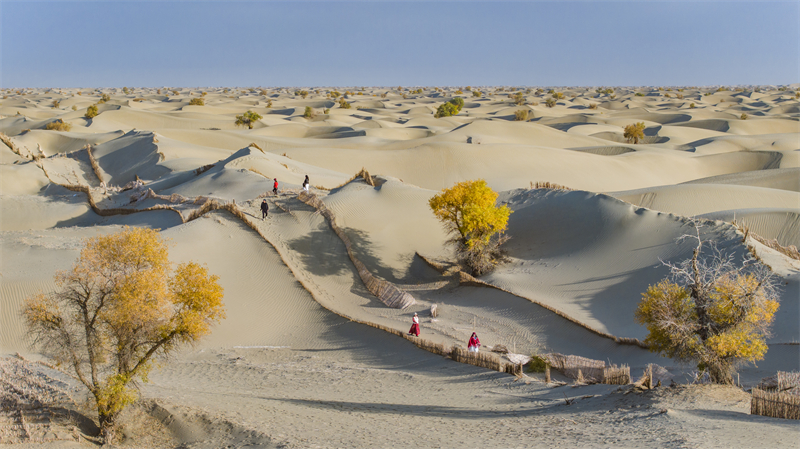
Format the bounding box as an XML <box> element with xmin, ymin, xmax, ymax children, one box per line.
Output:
<box><xmin>98</xmin><ymin>409</ymin><xmax>117</xmax><ymax>445</ymax></box>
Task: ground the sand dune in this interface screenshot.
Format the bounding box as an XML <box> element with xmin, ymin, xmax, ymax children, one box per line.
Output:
<box><xmin>1</xmin><ymin>85</ymin><xmax>799</xmax><ymax>448</ymax></box>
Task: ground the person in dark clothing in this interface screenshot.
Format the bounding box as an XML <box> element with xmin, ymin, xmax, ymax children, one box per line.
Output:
<box><xmin>302</xmin><ymin>175</ymin><xmax>310</xmax><ymax>192</ymax></box>
<box><xmin>273</xmin><ymin>178</ymin><xmax>278</xmax><ymax>195</ymax></box>
<box><xmin>260</xmin><ymin>199</ymin><xmax>269</xmax><ymax>220</ymax></box>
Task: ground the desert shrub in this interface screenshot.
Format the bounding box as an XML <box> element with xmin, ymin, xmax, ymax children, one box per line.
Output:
<box><xmin>323</xmin><ymin>108</ymin><xmax>330</xmax><ymax>114</ymax></box>
<box><xmin>330</xmin><ymin>90</ymin><xmax>341</xmax><ymax>98</ymax></box>
<box><xmin>264</xmin><ymin>99</ymin><xmax>273</xmax><ymax>108</ymax></box>
<box><xmin>513</xmin><ymin>92</ymin><xmax>525</xmax><ymax>105</ymax></box>
<box><xmin>72</xmin><ymin>105</ymin><xmax>77</xmax><ymax>111</ymax></box>
<box><xmin>51</xmin><ymin>99</ymin><xmax>60</xmax><ymax>108</ymax></box>
<box><xmin>172</xmin><ymin>89</ymin><xmax>179</xmax><ymax>95</ymax></box>
<box><xmin>85</xmin><ymin>104</ymin><xmax>99</xmax><ymax>119</ymax></box>
<box><xmin>189</xmin><ymin>98</ymin><xmax>205</xmax><ymax>106</ymax></box>
<box><xmin>338</xmin><ymin>98</ymin><xmax>351</xmax><ymax>109</ymax></box>
<box><xmin>101</xmin><ymin>93</ymin><xmax>110</xmax><ymax>103</ymax></box>
<box><xmin>77</xmin><ymin>92</ymin><xmax>82</xmax><ymax>96</ymax></box>
<box><xmin>465</xmin><ymin>86</ymin><xmax>472</xmax><ymax>91</ymax></box>
<box><xmin>588</xmin><ymin>103</ymin><xmax>597</xmax><ymax>109</ymax></box>
<box><xmin>429</xmin><ymin>180</ymin><xmax>512</xmax><ymax>276</ymax></box>
<box><xmin>455</xmin><ymin>90</ymin><xmax>463</xmax><ymax>94</ymax></box>
<box><xmin>304</xmin><ymin>106</ymin><xmax>316</xmax><ymax>119</ymax></box>
<box><xmin>664</xmin><ymin>93</ymin><xmax>671</xmax><ymax>98</ymax></box>
<box><xmin>690</xmin><ymin>102</ymin><xmax>696</xmax><ymax>108</ymax></box>
<box><xmin>45</xmin><ymin>119</ymin><xmax>72</xmax><ymax>131</ymax></box>
<box><xmin>545</xmin><ymin>98</ymin><xmax>557</xmax><ymax>108</ymax></box>
<box><xmin>472</xmin><ymin>91</ymin><xmax>482</xmax><ymax>98</ymax></box>
<box><xmin>677</xmin><ymin>93</ymin><xmax>684</xmax><ymax>99</ymax></box>
<box><xmin>235</xmin><ymin>110</ymin><xmax>262</xmax><ymax>129</ymax></box>
<box><xmin>623</xmin><ymin>122</ymin><xmax>646</xmax><ymax>144</ymax></box>
<box><xmin>528</xmin><ymin>355</ymin><xmax>547</xmax><ymax>373</ymax></box>
<box><xmin>202</xmin><ymin>91</ymin><xmax>208</xmax><ymax>97</ymax></box>
<box><xmin>610</xmin><ymin>94</ymin><xmax>616</xmax><ymax>99</ymax></box>
<box><xmin>23</xmin><ymin>227</ymin><xmax>225</xmax><ymax>443</ymax></box>
<box><xmin>295</xmin><ymin>90</ymin><xmax>309</xmax><ymax>98</ymax></box>
<box><xmin>741</xmin><ymin>113</ymin><xmax>748</xmax><ymax>120</ymax></box>
<box><xmin>122</xmin><ymin>87</ymin><xmax>130</xmax><ymax>94</ymax></box>
<box><xmin>552</xmin><ymin>92</ymin><xmax>564</xmax><ymax>100</ymax></box>
<box><xmin>434</xmin><ymin>102</ymin><xmax>459</xmax><ymax>118</ymax></box>
<box><xmin>635</xmin><ymin>92</ymin><xmax>645</xmax><ymax>97</ymax></box>
<box><xmin>514</xmin><ymin>109</ymin><xmax>528</xmax><ymax>121</ymax></box>
<box><xmin>796</xmin><ymin>92</ymin><xmax>800</xmax><ymax>99</ymax></box>
<box><xmin>635</xmin><ymin>231</ymin><xmax>780</xmax><ymax>384</ymax></box>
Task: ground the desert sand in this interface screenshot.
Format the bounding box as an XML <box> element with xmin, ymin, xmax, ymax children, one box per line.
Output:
<box><xmin>1</xmin><ymin>85</ymin><xmax>799</xmax><ymax>448</ymax></box>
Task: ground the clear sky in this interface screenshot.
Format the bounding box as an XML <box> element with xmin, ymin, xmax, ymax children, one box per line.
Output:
<box><xmin>1</xmin><ymin>1</ymin><xmax>798</xmax><ymax>88</ymax></box>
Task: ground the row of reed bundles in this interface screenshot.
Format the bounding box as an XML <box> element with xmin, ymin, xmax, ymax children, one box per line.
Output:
<box><xmin>297</xmin><ymin>190</ymin><xmax>415</xmax><ymax>309</ymax></box>
<box><xmin>751</xmin><ymin>388</ymin><xmax>800</xmax><ymax>420</ymax></box>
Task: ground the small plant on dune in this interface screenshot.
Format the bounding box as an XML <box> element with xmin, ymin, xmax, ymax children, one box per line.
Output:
<box><xmin>795</xmin><ymin>92</ymin><xmax>800</xmax><ymax>99</ymax></box>
<box><xmin>455</xmin><ymin>89</ymin><xmax>463</xmax><ymax>94</ymax></box>
<box><xmin>330</xmin><ymin>90</ymin><xmax>341</xmax><ymax>98</ymax></box>
<box><xmin>664</xmin><ymin>93</ymin><xmax>671</xmax><ymax>98</ymax></box>
<box><xmin>610</xmin><ymin>94</ymin><xmax>616</xmax><ymax>99</ymax></box>
<box><xmin>23</xmin><ymin>227</ymin><xmax>225</xmax><ymax>443</ymax></box>
<box><xmin>45</xmin><ymin>119</ymin><xmax>72</xmax><ymax>131</ymax></box>
<box><xmin>689</xmin><ymin>102</ymin><xmax>696</xmax><ymax>108</ymax></box>
<box><xmin>235</xmin><ymin>110</ymin><xmax>262</xmax><ymax>129</ymax></box>
<box><xmin>172</xmin><ymin>90</ymin><xmax>179</xmax><ymax>95</ymax></box>
<box><xmin>429</xmin><ymin>180</ymin><xmax>512</xmax><ymax>276</ymax></box>
<box><xmin>338</xmin><ymin>98</ymin><xmax>351</xmax><ymax>109</ymax></box>
<box><xmin>514</xmin><ymin>109</ymin><xmax>528</xmax><ymax>121</ymax></box>
<box><xmin>157</xmin><ymin>89</ymin><xmax>162</xmax><ymax>94</ymax></box>
<box><xmin>100</xmin><ymin>93</ymin><xmax>111</xmax><ymax>103</ymax></box>
<box><xmin>323</xmin><ymin>108</ymin><xmax>330</xmax><ymax>114</ymax></box>
<box><xmin>740</xmin><ymin>113</ymin><xmax>748</xmax><ymax>120</ymax></box>
<box><xmin>434</xmin><ymin>97</ymin><xmax>463</xmax><ymax>118</ymax></box>
<box><xmin>72</xmin><ymin>105</ymin><xmax>78</xmax><ymax>111</ymax></box>
<box><xmin>623</xmin><ymin>122</ymin><xmax>646</xmax><ymax>144</ymax></box>
<box><xmin>551</xmin><ymin>92</ymin><xmax>564</xmax><ymax>100</ymax></box>
<box><xmin>472</xmin><ymin>90</ymin><xmax>482</xmax><ymax>98</ymax></box>
<box><xmin>465</xmin><ymin>86</ymin><xmax>472</xmax><ymax>91</ymax></box>
<box><xmin>51</xmin><ymin>99</ymin><xmax>60</xmax><ymax>108</ymax></box>
<box><xmin>189</xmin><ymin>98</ymin><xmax>205</xmax><ymax>106</ymax></box>
<box><xmin>380</xmin><ymin>92</ymin><xmax>388</xmax><ymax>98</ymax></box>
<box><xmin>265</xmin><ymin>99</ymin><xmax>273</xmax><ymax>108</ymax></box>
<box><xmin>513</xmin><ymin>92</ymin><xmax>526</xmax><ymax>105</ymax></box>
<box><xmin>202</xmin><ymin>91</ymin><xmax>208</xmax><ymax>97</ymax></box>
<box><xmin>635</xmin><ymin>92</ymin><xmax>645</xmax><ymax>97</ymax></box>
<box><xmin>635</xmin><ymin>227</ymin><xmax>780</xmax><ymax>384</ymax></box>
<box><xmin>677</xmin><ymin>93</ymin><xmax>684</xmax><ymax>99</ymax></box>
<box><xmin>77</xmin><ymin>92</ymin><xmax>82</xmax><ymax>96</ymax></box>
<box><xmin>304</xmin><ymin>106</ymin><xmax>316</xmax><ymax>119</ymax></box>
<box><xmin>85</xmin><ymin>104</ymin><xmax>99</xmax><ymax>119</ymax></box>
<box><xmin>295</xmin><ymin>90</ymin><xmax>309</xmax><ymax>99</ymax></box>
<box><xmin>545</xmin><ymin>98</ymin><xmax>557</xmax><ymax>108</ymax></box>
<box><xmin>588</xmin><ymin>103</ymin><xmax>597</xmax><ymax>109</ymax></box>
<box><xmin>122</xmin><ymin>87</ymin><xmax>130</xmax><ymax>94</ymax></box>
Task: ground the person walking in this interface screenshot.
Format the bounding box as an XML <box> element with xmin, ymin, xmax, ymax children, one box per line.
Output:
<box><xmin>302</xmin><ymin>175</ymin><xmax>310</xmax><ymax>192</ymax></box>
<box><xmin>468</xmin><ymin>332</ymin><xmax>481</xmax><ymax>353</ymax></box>
<box><xmin>260</xmin><ymin>199</ymin><xmax>269</xmax><ymax>220</ymax></box>
<box><xmin>408</xmin><ymin>312</ymin><xmax>420</xmax><ymax>337</ymax></box>
<box><xmin>273</xmin><ymin>178</ymin><xmax>278</xmax><ymax>195</ymax></box>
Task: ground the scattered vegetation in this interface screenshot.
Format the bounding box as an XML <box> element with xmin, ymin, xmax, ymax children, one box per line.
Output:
<box><xmin>545</xmin><ymin>98</ymin><xmax>557</xmax><ymax>108</ymax></box>
<box><xmin>635</xmin><ymin>92</ymin><xmax>645</xmax><ymax>97</ymax></box>
<box><xmin>189</xmin><ymin>98</ymin><xmax>205</xmax><ymax>106</ymax></box>
<box><xmin>265</xmin><ymin>99</ymin><xmax>273</xmax><ymax>108</ymax></box>
<box><xmin>472</xmin><ymin>90</ymin><xmax>482</xmax><ymax>98</ymax></box>
<box><xmin>514</xmin><ymin>110</ymin><xmax>528</xmax><ymax>121</ymax></box>
<box><xmin>45</xmin><ymin>119</ymin><xmax>72</xmax><ymax>131</ymax></box>
<box><xmin>295</xmin><ymin>90</ymin><xmax>309</xmax><ymax>99</ymax></box>
<box><xmin>72</xmin><ymin>105</ymin><xmax>78</xmax><ymax>111</ymax></box>
<box><xmin>235</xmin><ymin>110</ymin><xmax>262</xmax><ymax>129</ymax></box>
<box><xmin>635</xmin><ymin>229</ymin><xmax>780</xmax><ymax>384</ymax></box>
<box><xmin>22</xmin><ymin>227</ymin><xmax>225</xmax><ymax>443</ymax></box>
<box><xmin>512</xmin><ymin>92</ymin><xmax>526</xmax><ymax>105</ymax></box>
<box><xmin>623</xmin><ymin>122</ymin><xmax>646</xmax><ymax>144</ymax></box>
<box><xmin>588</xmin><ymin>103</ymin><xmax>597</xmax><ymax>109</ymax></box>
<box><xmin>690</xmin><ymin>103</ymin><xmax>696</xmax><ymax>109</ymax></box>
<box><xmin>338</xmin><ymin>98</ymin><xmax>351</xmax><ymax>109</ymax></box>
<box><xmin>429</xmin><ymin>180</ymin><xmax>512</xmax><ymax>276</ymax></box>
<box><xmin>304</xmin><ymin>106</ymin><xmax>316</xmax><ymax>119</ymax></box>
<box><xmin>740</xmin><ymin>113</ymin><xmax>748</xmax><ymax>120</ymax></box>
<box><xmin>85</xmin><ymin>104</ymin><xmax>99</xmax><ymax>119</ymax></box>
<box><xmin>551</xmin><ymin>92</ymin><xmax>564</xmax><ymax>100</ymax></box>
<box><xmin>51</xmin><ymin>99</ymin><xmax>60</xmax><ymax>108</ymax></box>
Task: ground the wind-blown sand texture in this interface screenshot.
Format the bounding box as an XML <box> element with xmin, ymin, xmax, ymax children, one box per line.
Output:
<box><xmin>1</xmin><ymin>85</ymin><xmax>799</xmax><ymax>448</ymax></box>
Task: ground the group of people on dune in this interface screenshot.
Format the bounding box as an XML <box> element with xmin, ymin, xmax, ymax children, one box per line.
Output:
<box><xmin>408</xmin><ymin>312</ymin><xmax>481</xmax><ymax>353</ymax></box>
<box><xmin>260</xmin><ymin>175</ymin><xmax>311</xmax><ymax>219</ymax></box>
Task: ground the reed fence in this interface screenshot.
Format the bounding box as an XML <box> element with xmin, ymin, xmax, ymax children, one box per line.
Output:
<box><xmin>751</xmin><ymin>387</ymin><xmax>800</xmax><ymax>420</ymax></box>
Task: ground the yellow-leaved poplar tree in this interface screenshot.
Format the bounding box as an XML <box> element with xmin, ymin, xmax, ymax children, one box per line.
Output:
<box><xmin>624</xmin><ymin>122</ymin><xmax>646</xmax><ymax>144</ymax></box>
<box><xmin>634</xmin><ymin>225</ymin><xmax>780</xmax><ymax>384</ymax></box>
<box><xmin>23</xmin><ymin>227</ymin><xmax>225</xmax><ymax>443</ymax></box>
<box><xmin>429</xmin><ymin>179</ymin><xmax>512</xmax><ymax>275</ymax></box>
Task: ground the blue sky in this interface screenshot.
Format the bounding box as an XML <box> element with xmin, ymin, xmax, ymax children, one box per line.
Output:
<box><xmin>1</xmin><ymin>1</ymin><xmax>798</xmax><ymax>87</ymax></box>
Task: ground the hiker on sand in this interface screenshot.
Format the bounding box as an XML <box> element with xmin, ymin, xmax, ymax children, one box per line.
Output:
<box><xmin>260</xmin><ymin>199</ymin><xmax>269</xmax><ymax>220</ymax></box>
<box><xmin>408</xmin><ymin>312</ymin><xmax>420</xmax><ymax>337</ymax></box>
<box><xmin>468</xmin><ymin>332</ymin><xmax>481</xmax><ymax>353</ymax></box>
<box><xmin>273</xmin><ymin>178</ymin><xmax>278</xmax><ymax>195</ymax></box>
<box><xmin>302</xmin><ymin>175</ymin><xmax>310</xmax><ymax>192</ymax></box>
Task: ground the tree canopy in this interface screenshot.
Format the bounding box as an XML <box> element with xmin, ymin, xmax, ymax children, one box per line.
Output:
<box><xmin>23</xmin><ymin>227</ymin><xmax>225</xmax><ymax>442</ymax></box>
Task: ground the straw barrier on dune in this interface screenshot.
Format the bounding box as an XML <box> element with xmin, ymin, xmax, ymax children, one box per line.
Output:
<box><xmin>297</xmin><ymin>189</ymin><xmax>415</xmax><ymax>310</ymax></box>
<box><xmin>416</xmin><ymin>253</ymin><xmax>649</xmax><ymax>349</ymax></box>
<box><xmin>751</xmin><ymin>371</ymin><xmax>800</xmax><ymax>420</ymax></box>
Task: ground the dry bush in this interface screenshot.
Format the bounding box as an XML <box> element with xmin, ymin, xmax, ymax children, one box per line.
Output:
<box><xmin>545</xmin><ymin>98</ymin><xmax>556</xmax><ymax>108</ymax></box>
<box><xmin>189</xmin><ymin>98</ymin><xmax>204</xmax><ymax>106</ymax></box>
<box><xmin>588</xmin><ymin>103</ymin><xmax>597</xmax><ymax>109</ymax></box>
<box><xmin>338</xmin><ymin>98</ymin><xmax>351</xmax><ymax>109</ymax></box>
<box><xmin>235</xmin><ymin>110</ymin><xmax>262</xmax><ymax>129</ymax></box>
<box><xmin>551</xmin><ymin>92</ymin><xmax>564</xmax><ymax>100</ymax></box>
<box><xmin>624</xmin><ymin>122</ymin><xmax>646</xmax><ymax>144</ymax></box>
<box><xmin>530</xmin><ymin>181</ymin><xmax>573</xmax><ymax>190</ymax></box>
<box><xmin>740</xmin><ymin>113</ymin><xmax>748</xmax><ymax>120</ymax></box>
<box><xmin>85</xmin><ymin>104</ymin><xmax>99</xmax><ymax>119</ymax></box>
<box><xmin>45</xmin><ymin>119</ymin><xmax>72</xmax><ymax>132</ymax></box>
<box><xmin>690</xmin><ymin>102</ymin><xmax>696</xmax><ymax>108</ymax></box>
<box><xmin>51</xmin><ymin>99</ymin><xmax>60</xmax><ymax>108</ymax></box>
<box><xmin>303</xmin><ymin>106</ymin><xmax>316</xmax><ymax>119</ymax></box>
<box><xmin>514</xmin><ymin>109</ymin><xmax>528</xmax><ymax>121</ymax></box>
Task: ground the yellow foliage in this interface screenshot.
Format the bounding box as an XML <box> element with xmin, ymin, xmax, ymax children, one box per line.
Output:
<box><xmin>429</xmin><ymin>179</ymin><xmax>511</xmax><ymax>248</ymax></box>
<box><xmin>624</xmin><ymin>122</ymin><xmax>646</xmax><ymax>144</ymax></box>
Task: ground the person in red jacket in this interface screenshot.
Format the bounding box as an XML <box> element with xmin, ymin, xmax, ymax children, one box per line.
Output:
<box><xmin>408</xmin><ymin>313</ymin><xmax>420</xmax><ymax>337</ymax></box>
<box><xmin>468</xmin><ymin>332</ymin><xmax>481</xmax><ymax>353</ymax></box>
<box><xmin>273</xmin><ymin>178</ymin><xmax>278</xmax><ymax>195</ymax></box>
